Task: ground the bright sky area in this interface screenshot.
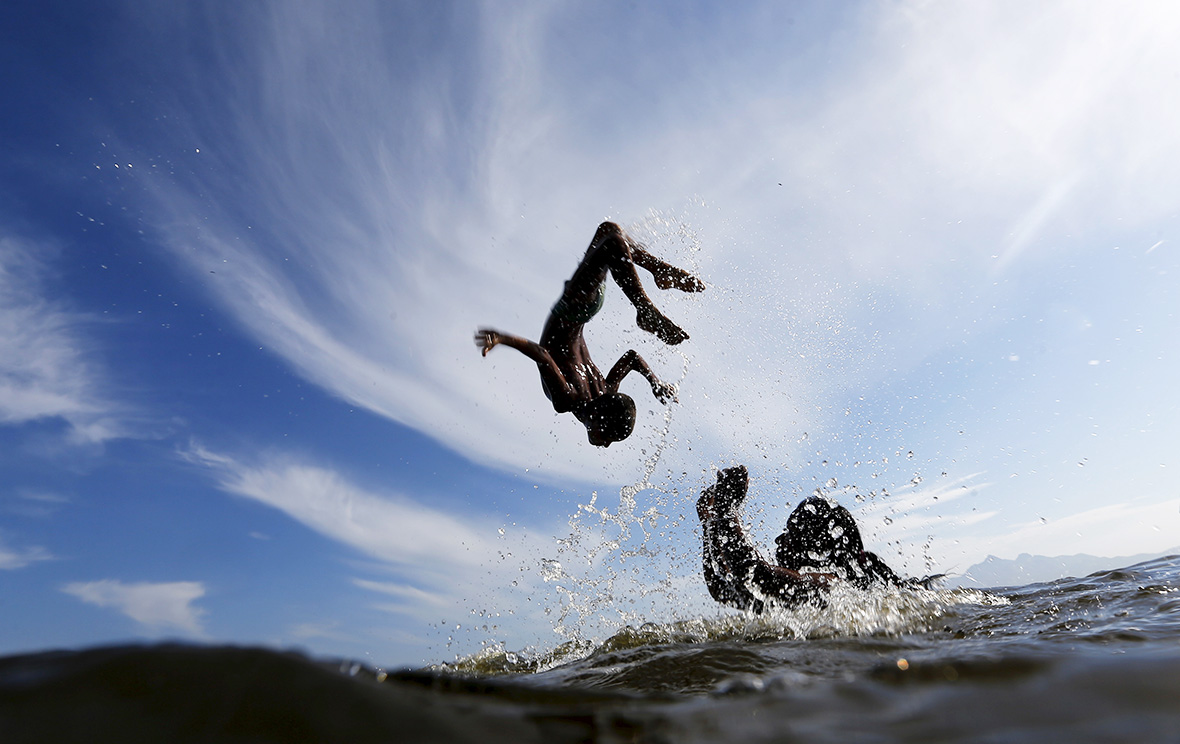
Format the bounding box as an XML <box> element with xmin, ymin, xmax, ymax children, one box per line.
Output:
<box><xmin>2</xmin><ymin>0</ymin><xmax>1178</xmax><ymax>667</ymax></box>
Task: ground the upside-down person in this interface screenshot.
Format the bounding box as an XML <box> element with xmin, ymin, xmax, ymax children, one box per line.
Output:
<box><xmin>475</xmin><ymin>221</ymin><xmax>704</xmax><ymax>447</ymax></box>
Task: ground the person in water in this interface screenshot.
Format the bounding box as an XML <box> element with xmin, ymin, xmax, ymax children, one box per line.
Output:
<box><xmin>475</xmin><ymin>221</ymin><xmax>705</xmax><ymax>447</ymax></box>
<box><xmin>697</xmin><ymin>465</ymin><xmax>915</xmax><ymax>612</ymax></box>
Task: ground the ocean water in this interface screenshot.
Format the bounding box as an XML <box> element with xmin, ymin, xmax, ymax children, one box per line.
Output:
<box><xmin>3</xmin><ymin>554</ymin><xmax>1179</xmax><ymax>743</ymax></box>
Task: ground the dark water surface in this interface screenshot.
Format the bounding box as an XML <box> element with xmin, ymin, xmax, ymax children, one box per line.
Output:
<box><xmin>3</xmin><ymin>555</ymin><xmax>1179</xmax><ymax>743</ymax></box>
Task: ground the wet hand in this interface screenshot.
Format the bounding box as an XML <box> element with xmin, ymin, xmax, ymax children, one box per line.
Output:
<box><xmin>652</xmin><ymin>379</ymin><xmax>678</xmax><ymax>404</ymax></box>
<box><xmin>712</xmin><ymin>466</ymin><xmax>748</xmax><ymax>510</ymax></box>
<box><xmin>474</xmin><ymin>328</ymin><xmax>500</xmax><ymax>357</ymax></box>
<box><xmin>696</xmin><ymin>489</ymin><xmax>716</xmax><ymax>521</ymax></box>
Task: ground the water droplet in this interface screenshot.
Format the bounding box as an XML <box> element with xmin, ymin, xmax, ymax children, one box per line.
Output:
<box><xmin>541</xmin><ymin>559</ymin><xmax>563</xmax><ymax>582</ymax></box>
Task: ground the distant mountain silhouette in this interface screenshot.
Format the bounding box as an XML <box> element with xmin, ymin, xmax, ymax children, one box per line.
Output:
<box><xmin>946</xmin><ymin>547</ymin><xmax>1180</xmax><ymax>589</ymax></box>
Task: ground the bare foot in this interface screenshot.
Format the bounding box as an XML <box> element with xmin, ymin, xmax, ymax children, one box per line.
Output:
<box><xmin>636</xmin><ymin>307</ymin><xmax>688</xmax><ymax>345</ymax></box>
<box><xmin>651</xmin><ymin>264</ymin><xmax>705</xmax><ymax>293</ymax></box>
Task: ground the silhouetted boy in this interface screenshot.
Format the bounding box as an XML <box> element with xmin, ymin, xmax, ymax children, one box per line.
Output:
<box><xmin>476</xmin><ymin>221</ymin><xmax>703</xmax><ymax>447</ymax></box>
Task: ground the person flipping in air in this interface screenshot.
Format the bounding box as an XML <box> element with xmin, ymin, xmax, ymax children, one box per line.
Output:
<box><xmin>475</xmin><ymin>221</ymin><xmax>704</xmax><ymax>447</ymax></box>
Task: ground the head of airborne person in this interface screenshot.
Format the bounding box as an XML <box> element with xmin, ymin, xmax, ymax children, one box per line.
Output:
<box><xmin>575</xmin><ymin>393</ymin><xmax>636</xmax><ymax>448</ymax></box>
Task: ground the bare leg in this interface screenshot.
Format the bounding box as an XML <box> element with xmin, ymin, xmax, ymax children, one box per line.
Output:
<box><xmin>577</xmin><ymin>223</ymin><xmax>691</xmax><ymax>345</ymax></box>
<box><xmin>631</xmin><ymin>247</ymin><xmax>706</xmax><ymax>292</ymax></box>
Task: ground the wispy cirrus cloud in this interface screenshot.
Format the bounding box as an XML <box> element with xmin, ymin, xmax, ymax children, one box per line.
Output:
<box><xmin>118</xmin><ymin>0</ymin><xmax>1180</xmax><ymax>490</ymax></box>
<box><xmin>953</xmin><ymin>498</ymin><xmax>1180</xmax><ymax>570</ymax></box>
<box><xmin>0</xmin><ymin>537</ymin><xmax>53</xmax><ymax>570</ymax></box>
<box><xmin>182</xmin><ymin>443</ymin><xmax>561</xmax><ymax>627</ymax></box>
<box><xmin>352</xmin><ymin>579</ymin><xmax>453</xmax><ymax>620</ymax></box>
<box><xmin>850</xmin><ymin>466</ymin><xmax>1180</xmax><ymax>576</ymax></box>
<box><xmin>185</xmin><ymin>444</ymin><xmax>505</xmax><ymax>572</ymax></box>
<box><xmin>0</xmin><ymin>236</ymin><xmax>121</xmax><ymax>443</ymax></box>
<box><xmin>61</xmin><ymin>579</ymin><xmax>208</xmax><ymax>635</ymax></box>
<box><xmin>91</xmin><ymin>0</ymin><xmax>1180</xmax><ymax>581</ymax></box>
<box><xmin>1</xmin><ymin>489</ymin><xmax>70</xmax><ymax>519</ymax></box>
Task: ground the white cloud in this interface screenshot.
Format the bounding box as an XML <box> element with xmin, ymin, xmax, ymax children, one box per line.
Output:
<box><xmin>1</xmin><ymin>489</ymin><xmax>70</xmax><ymax>518</ymax></box>
<box><xmin>845</xmin><ymin>466</ymin><xmax>1180</xmax><ymax>577</ymax></box>
<box><xmin>0</xmin><ymin>236</ymin><xmax>121</xmax><ymax>443</ymax></box>
<box><xmin>955</xmin><ymin>498</ymin><xmax>1180</xmax><ymax>567</ymax></box>
<box><xmin>183</xmin><ymin>444</ymin><xmax>562</xmax><ymax>630</ymax></box>
<box><xmin>186</xmin><ymin>445</ymin><xmax>507</xmax><ymax>572</ymax></box>
<box><xmin>0</xmin><ymin>538</ymin><xmax>53</xmax><ymax>570</ymax></box>
<box><xmin>353</xmin><ymin>578</ymin><xmax>451</xmax><ymax>609</ymax></box>
<box><xmin>61</xmin><ymin>579</ymin><xmax>208</xmax><ymax>635</ymax></box>
<box><xmin>120</xmin><ymin>1</ymin><xmax>1180</xmax><ymax>489</ymax></box>
<box><xmin>105</xmin><ymin>0</ymin><xmax>1180</xmax><ymax>589</ymax></box>
<box><xmin>856</xmin><ymin>473</ymin><xmax>996</xmax><ymax>539</ymax></box>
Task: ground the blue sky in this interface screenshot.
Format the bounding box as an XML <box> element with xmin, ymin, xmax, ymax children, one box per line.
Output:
<box><xmin>2</xmin><ymin>0</ymin><xmax>1179</xmax><ymax>667</ymax></box>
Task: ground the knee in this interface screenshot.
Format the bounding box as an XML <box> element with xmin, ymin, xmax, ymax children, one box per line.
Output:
<box><xmin>596</xmin><ymin>221</ymin><xmax>623</xmax><ymax>237</ymax></box>
<box><xmin>596</xmin><ymin>221</ymin><xmax>629</xmax><ymax>245</ymax></box>
<box><xmin>592</xmin><ymin>222</ymin><xmax>633</xmax><ymax>263</ymax></box>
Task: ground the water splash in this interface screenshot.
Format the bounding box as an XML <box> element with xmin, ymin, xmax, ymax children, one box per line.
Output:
<box><xmin>442</xmin><ymin>583</ymin><xmax>1009</xmax><ymax>677</ymax></box>
<box><xmin>546</xmin><ymin>373</ymin><xmax>689</xmax><ymax>644</ymax></box>
<box><xmin>534</xmin><ymin>210</ymin><xmax>708</xmax><ymax>648</ymax></box>
<box><xmin>451</xmin><ymin>209</ymin><xmax>953</xmax><ymax>668</ymax></box>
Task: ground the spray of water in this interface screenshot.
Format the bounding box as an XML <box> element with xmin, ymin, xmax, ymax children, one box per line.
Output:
<box><xmin>534</xmin><ymin>210</ymin><xmax>709</xmax><ymax>646</ymax></box>
<box><xmin>441</xmin><ymin>209</ymin><xmax>992</xmax><ymax>674</ymax></box>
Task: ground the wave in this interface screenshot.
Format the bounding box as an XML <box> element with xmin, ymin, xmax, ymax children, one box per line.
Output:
<box><xmin>3</xmin><ymin>556</ymin><xmax>1178</xmax><ymax>743</ymax></box>
<box><xmin>440</xmin><ymin>583</ymin><xmax>1008</xmax><ymax>677</ymax></box>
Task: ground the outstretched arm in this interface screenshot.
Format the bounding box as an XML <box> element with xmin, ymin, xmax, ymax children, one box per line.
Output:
<box><xmin>474</xmin><ymin>328</ymin><xmax>568</xmax><ymax>390</ymax></box>
<box><xmin>605</xmin><ymin>349</ymin><xmax>677</xmax><ymax>404</ymax></box>
<box><xmin>698</xmin><ymin>466</ymin><xmax>830</xmax><ymax>612</ymax></box>
<box><xmin>475</xmin><ymin>327</ymin><xmax>547</xmax><ymax>362</ymax></box>
<box><xmin>698</xmin><ymin>467</ymin><xmax>762</xmax><ymax>611</ymax></box>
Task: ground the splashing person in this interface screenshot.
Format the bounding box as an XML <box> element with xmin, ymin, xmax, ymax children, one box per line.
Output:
<box><xmin>475</xmin><ymin>221</ymin><xmax>704</xmax><ymax>447</ymax></box>
<box><xmin>697</xmin><ymin>466</ymin><xmax>919</xmax><ymax>613</ymax></box>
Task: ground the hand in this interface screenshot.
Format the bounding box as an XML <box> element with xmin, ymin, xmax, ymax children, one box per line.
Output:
<box><xmin>474</xmin><ymin>328</ymin><xmax>500</xmax><ymax>357</ymax></box>
<box><xmin>696</xmin><ymin>489</ymin><xmax>716</xmax><ymax>521</ymax></box>
<box><xmin>712</xmin><ymin>466</ymin><xmax>748</xmax><ymax>510</ymax></box>
<box><xmin>651</xmin><ymin>379</ymin><xmax>678</xmax><ymax>404</ymax></box>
